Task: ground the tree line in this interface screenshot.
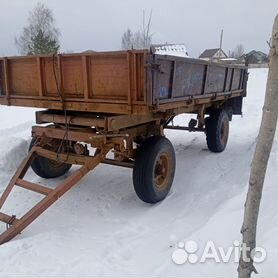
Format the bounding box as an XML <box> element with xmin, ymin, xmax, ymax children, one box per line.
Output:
<box><xmin>15</xmin><ymin>3</ymin><xmax>60</xmax><ymax>55</ymax></box>
<box><xmin>15</xmin><ymin>3</ymin><xmax>153</xmax><ymax>55</ymax></box>
<box><xmin>16</xmin><ymin>3</ymin><xmax>247</xmax><ymax>59</ymax></box>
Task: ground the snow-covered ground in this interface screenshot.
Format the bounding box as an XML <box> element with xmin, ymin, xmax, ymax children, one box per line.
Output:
<box><xmin>0</xmin><ymin>68</ymin><xmax>277</xmax><ymax>278</ymax></box>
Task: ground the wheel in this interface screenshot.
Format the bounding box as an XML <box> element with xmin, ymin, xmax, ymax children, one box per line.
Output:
<box><xmin>205</xmin><ymin>110</ymin><xmax>229</xmax><ymax>153</ymax></box>
<box><xmin>133</xmin><ymin>135</ymin><xmax>176</xmax><ymax>204</ymax></box>
<box><xmin>29</xmin><ymin>138</ymin><xmax>72</xmax><ymax>179</ymax></box>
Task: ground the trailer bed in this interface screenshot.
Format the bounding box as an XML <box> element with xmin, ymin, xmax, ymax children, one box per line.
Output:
<box><xmin>0</xmin><ymin>50</ymin><xmax>247</xmax><ymax>115</ymax></box>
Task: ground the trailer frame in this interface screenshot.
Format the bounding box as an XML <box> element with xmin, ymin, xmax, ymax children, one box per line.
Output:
<box><xmin>0</xmin><ymin>50</ymin><xmax>248</xmax><ymax>244</ymax></box>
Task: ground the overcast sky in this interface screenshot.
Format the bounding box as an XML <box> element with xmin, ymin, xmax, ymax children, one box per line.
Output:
<box><xmin>0</xmin><ymin>0</ymin><xmax>277</xmax><ymax>57</ymax></box>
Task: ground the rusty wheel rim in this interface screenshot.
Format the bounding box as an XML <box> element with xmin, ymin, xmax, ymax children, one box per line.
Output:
<box><xmin>154</xmin><ymin>153</ymin><xmax>170</xmax><ymax>191</ymax></box>
<box><xmin>220</xmin><ymin>120</ymin><xmax>229</xmax><ymax>146</ymax></box>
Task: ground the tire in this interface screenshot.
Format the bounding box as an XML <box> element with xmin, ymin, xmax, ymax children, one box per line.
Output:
<box><xmin>133</xmin><ymin>136</ymin><xmax>176</xmax><ymax>204</ymax></box>
<box><xmin>29</xmin><ymin>138</ymin><xmax>72</xmax><ymax>179</ymax></box>
<box><xmin>205</xmin><ymin>110</ymin><xmax>229</xmax><ymax>153</ymax></box>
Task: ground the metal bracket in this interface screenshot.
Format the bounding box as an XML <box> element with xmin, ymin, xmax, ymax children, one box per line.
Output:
<box><xmin>6</xmin><ymin>215</ymin><xmax>16</xmax><ymax>230</ymax></box>
<box><xmin>146</xmin><ymin>63</ymin><xmax>164</xmax><ymax>74</ymax></box>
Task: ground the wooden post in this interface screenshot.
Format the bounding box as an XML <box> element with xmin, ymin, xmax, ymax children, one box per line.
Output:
<box><xmin>57</xmin><ymin>54</ymin><xmax>63</xmax><ymax>94</ymax></box>
<box><xmin>127</xmin><ymin>51</ymin><xmax>132</xmax><ymax>113</ymax></box>
<box><xmin>3</xmin><ymin>58</ymin><xmax>10</xmax><ymax>104</ymax></box>
<box><xmin>238</xmin><ymin>14</ymin><xmax>278</xmax><ymax>278</ymax></box>
<box><xmin>37</xmin><ymin>57</ymin><xmax>44</xmax><ymax>97</ymax></box>
<box><xmin>82</xmin><ymin>55</ymin><xmax>89</xmax><ymax>101</ymax></box>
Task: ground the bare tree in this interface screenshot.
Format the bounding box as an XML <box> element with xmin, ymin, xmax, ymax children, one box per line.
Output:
<box><xmin>15</xmin><ymin>2</ymin><xmax>60</xmax><ymax>55</ymax></box>
<box><xmin>142</xmin><ymin>10</ymin><xmax>153</xmax><ymax>48</ymax></box>
<box><xmin>122</xmin><ymin>28</ymin><xmax>133</xmax><ymax>50</ymax></box>
<box><xmin>238</xmin><ymin>14</ymin><xmax>278</xmax><ymax>278</ymax></box>
<box><xmin>121</xmin><ymin>10</ymin><xmax>153</xmax><ymax>50</ymax></box>
<box><xmin>232</xmin><ymin>44</ymin><xmax>245</xmax><ymax>59</ymax></box>
<box><xmin>132</xmin><ymin>31</ymin><xmax>145</xmax><ymax>49</ymax></box>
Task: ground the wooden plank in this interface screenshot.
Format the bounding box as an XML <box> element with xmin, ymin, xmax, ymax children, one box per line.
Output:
<box><xmin>3</xmin><ymin>58</ymin><xmax>10</xmax><ymax>101</ymax></box>
<box><xmin>3</xmin><ymin>50</ymin><xmax>147</xmax><ymax>60</ymax></box>
<box><xmin>35</xmin><ymin>111</ymin><xmax>106</xmax><ymax>127</ymax></box>
<box><xmin>0</xmin><ymin>98</ymin><xmax>149</xmax><ymax>115</ymax></box>
<box><xmin>35</xmin><ymin>111</ymin><xmax>156</xmax><ymax>131</ymax></box>
<box><xmin>158</xmin><ymin>90</ymin><xmax>243</xmax><ymax>105</ymax></box>
<box><xmin>60</xmin><ymin>56</ymin><xmax>84</xmax><ymax>98</ymax></box>
<box><xmin>5</xmin><ymin>94</ymin><xmax>128</xmax><ymax>104</ymax></box>
<box><xmin>0</xmin><ymin>150</ymin><xmax>36</xmax><ymax>209</ymax></box>
<box><xmin>35</xmin><ymin>148</ymin><xmax>94</xmax><ymax>165</ymax></box>
<box><xmin>16</xmin><ymin>179</ymin><xmax>52</xmax><ymax>195</ymax></box>
<box><xmin>0</xmin><ymin>212</ymin><xmax>19</xmax><ymax>225</ymax></box>
<box><xmin>132</xmin><ymin>53</ymin><xmax>138</xmax><ymax>102</ymax></box>
<box><xmin>57</xmin><ymin>55</ymin><xmax>63</xmax><ymax>94</ymax></box>
<box><xmin>155</xmin><ymin>91</ymin><xmax>243</xmax><ymax>111</ymax></box>
<box><xmin>32</xmin><ymin>126</ymin><xmax>103</xmax><ymax>144</ymax></box>
<box><xmin>88</xmin><ymin>54</ymin><xmax>129</xmax><ymax>100</ymax></box>
<box><xmin>127</xmin><ymin>51</ymin><xmax>132</xmax><ymax>112</ymax></box>
<box><xmin>143</xmin><ymin>52</ymin><xmax>148</xmax><ymax>104</ymax></box>
<box><xmin>106</xmin><ymin>114</ymin><xmax>157</xmax><ymax>131</ymax></box>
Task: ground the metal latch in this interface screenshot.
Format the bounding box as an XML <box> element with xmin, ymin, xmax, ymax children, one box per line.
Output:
<box><xmin>145</xmin><ymin>63</ymin><xmax>164</xmax><ymax>74</ymax></box>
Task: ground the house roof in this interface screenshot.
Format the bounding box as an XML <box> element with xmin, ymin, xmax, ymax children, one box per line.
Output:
<box><xmin>199</xmin><ymin>48</ymin><xmax>227</xmax><ymax>59</ymax></box>
<box><xmin>82</xmin><ymin>50</ymin><xmax>97</xmax><ymax>53</ymax></box>
<box><xmin>245</xmin><ymin>50</ymin><xmax>268</xmax><ymax>59</ymax></box>
<box><xmin>151</xmin><ymin>44</ymin><xmax>189</xmax><ymax>58</ymax></box>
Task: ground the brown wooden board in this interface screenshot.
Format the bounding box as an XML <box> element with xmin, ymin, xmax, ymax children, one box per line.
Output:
<box><xmin>0</xmin><ymin>50</ymin><xmax>247</xmax><ymax>115</ymax></box>
<box><xmin>0</xmin><ymin>60</ymin><xmax>4</xmax><ymax>96</ymax></box>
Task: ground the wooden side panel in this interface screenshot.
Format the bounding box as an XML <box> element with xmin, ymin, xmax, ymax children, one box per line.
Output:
<box><xmin>204</xmin><ymin>66</ymin><xmax>226</xmax><ymax>94</ymax></box>
<box><xmin>89</xmin><ymin>54</ymin><xmax>129</xmax><ymax>100</ymax></box>
<box><xmin>136</xmin><ymin>53</ymin><xmax>145</xmax><ymax>101</ymax></box>
<box><xmin>41</xmin><ymin>57</ymin><xmax>56</xmax><ymax>96</ymax></box>
<box><xmin>0</xmin><ymin>51</ymin><xmax>246</xmax><ymax>115</ymax></box>
<box><xmin>0</xmin><ymin>51</ymin><xmax>148</xmax><ymax>114</ymax></box>
<box><xmin>61</xmin><ymin>56</ymin><xmax>84</xmax><ymax>98</ymax></box>
<box><xmin>154</xmin><ymin>60</ymin><xmax>174</xmax><ymax>100</ymax></box>
<box><xmin>9</xmin><ymin>58</ymin><xmax>39</xmax><ymax>96</ymax></box>
<box><xmin>151</xmin><ymin>55</ymin><xmax>247</xmax><ymax>105</ymax></box>
<box><xmin>173</xmin><ymin>62</ymin><xmax>205</xmax><ymax>97</ymax></box>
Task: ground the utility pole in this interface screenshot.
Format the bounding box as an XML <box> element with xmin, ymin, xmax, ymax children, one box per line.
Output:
<box><xmin>218</xmin><ymin>29</ymin><xmax>224</xmax><ymax>60</ymax></box>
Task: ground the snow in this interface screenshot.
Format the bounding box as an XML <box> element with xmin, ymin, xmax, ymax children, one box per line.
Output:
<box><xmin>151</xmin><ymin>44</ymin><xmax>189</xmax><ymax>58</ymax></box>
<box><xmin>0</xmin><ymin>68</ymin><xmax>277</xmax><ymax>277</ymax></box>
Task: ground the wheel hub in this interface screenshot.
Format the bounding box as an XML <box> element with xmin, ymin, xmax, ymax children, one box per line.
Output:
<box><xmin>154</xmin><ymin>153</ymin><xmax>170</xmax><ymax>191</ymax></box>
<box><xmin>220</xmin><ymin>120</ymin><xmax>229</xmax><ymax>146</ymax></box>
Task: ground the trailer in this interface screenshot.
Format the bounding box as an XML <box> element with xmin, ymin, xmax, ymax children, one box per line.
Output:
<box><xmin>0</xmin><ymin>50</ymin><xmax>248</xmax><ymax>244</ymax></box>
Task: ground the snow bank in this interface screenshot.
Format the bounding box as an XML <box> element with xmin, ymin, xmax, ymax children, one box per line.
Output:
<box><xmin>0</xmin><ymin>137</ymin><xmax>29</xmax><ymax>173</ymax></box>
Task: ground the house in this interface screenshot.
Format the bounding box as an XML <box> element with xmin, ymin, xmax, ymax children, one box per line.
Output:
<box><xmin>199</xmin><ymin>48</ymin><xmax>228</xmax><ymax>61</ymax></box>
<box><xmin>244</xmin><ymin>50</ymin><xmax>268</xmax><ymax>65</ymax></box>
